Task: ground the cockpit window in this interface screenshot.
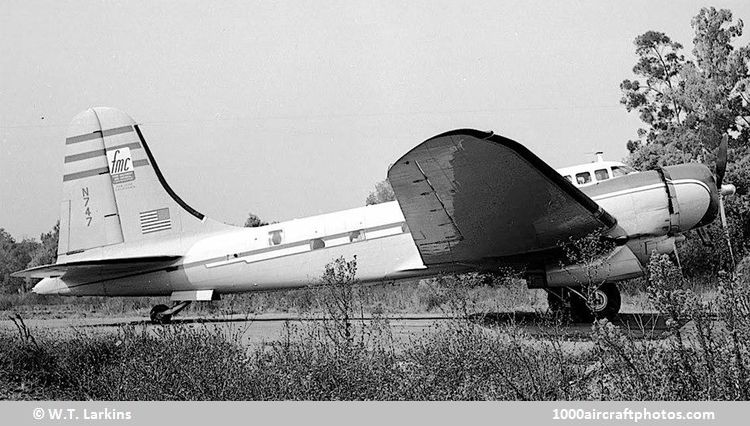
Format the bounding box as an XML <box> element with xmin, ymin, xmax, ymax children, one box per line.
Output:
<box><xmin>564</xmin><ymin>175</ymin><xmax>572</xmax><ymax>183</ymax></box>
<box><xmin>612</xmin><ymin>166</ymin><xmax>635</xmax><ymax>177</ymax></box>
<box><xmin>575</xmin><ymin>172</ymin><xmax>591</xmax><ymax>185</ymax></box>
<box><xmin>595</xmin><ymin>169</ymin><xmax>609</xmax><ymax>181</ymax></box>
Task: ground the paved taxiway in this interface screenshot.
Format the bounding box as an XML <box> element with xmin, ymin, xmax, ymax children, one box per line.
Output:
<box><xmin>1</xmin><ymin>312</ymin><xmax>677</xmax><ymax>349</ymax></box>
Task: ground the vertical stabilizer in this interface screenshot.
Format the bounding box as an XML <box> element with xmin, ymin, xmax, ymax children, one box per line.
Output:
<box><xmin>59</xmin><ymin>107</ymin><xmax>228</xmax><ymax>256</ymax></box>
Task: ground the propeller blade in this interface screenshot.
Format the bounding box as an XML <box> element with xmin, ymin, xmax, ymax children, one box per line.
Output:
<box><xmin>719</xmin><ymin>193</ymin><xmax>736</xmax><ymax>270</ymax></box>
<box><xmin>716</xmin><ymin>134</ymin><xmax>728</xmax><ymax>189</ymax></box>
<box><xmin>696</xmin><ymin>227</ymin><xmax>713</xmax><ymax>247</ymax></box>
<box><xmin>672</xmin><ymin>238</ymin><xmax>683</xmax><ymax>277</ymax></box>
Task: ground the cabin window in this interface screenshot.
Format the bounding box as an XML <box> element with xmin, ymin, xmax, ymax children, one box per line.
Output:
<box><xmin>575</xmin><ymin>172</ymin><xmax>591</xmax><ymax>185</ymax></box>
<box><xmin>310</xmin><ymin>238</ymin><xmax>325</xmax><ymax>250</ymax></box>
<box><xmin>595</xmin><ymin>168</ymin><xmax>610</xmax><ymax>181</ymax></box>
<box><xmin>401</xmin><ymin>222</ymin><xmax>410</xmax><ymax>234</ymax></box>
<box><xmin>268</xmin><ymin>230</ymin><xmax>284</xmax><ymax>246</ymax></box>
<box><xmin>564</xmin><ymin>175</ymin><xmax>572</xmax><ymax>183</ymax></box>
<box><xmin>349</xmin><ymin>229</ymin><xmax>365</xmax><ymax>243</ymax></box>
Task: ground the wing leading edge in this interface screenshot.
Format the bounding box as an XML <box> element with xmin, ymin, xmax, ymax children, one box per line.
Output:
<box><xmin>387</xmin><ymin>129</ymin><xmax>617</xmax><ymax>266</ymax></box>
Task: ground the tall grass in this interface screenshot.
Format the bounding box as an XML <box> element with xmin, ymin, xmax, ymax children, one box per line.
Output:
<box><xmin>0</xmin><ymin>276</ymin><xmax>543</xmax><ymax>318</ymax></box>
<box><xmin>2</xmin><ymin>255</ymin><xmax>749</xmax><ymax>400</ymax></box>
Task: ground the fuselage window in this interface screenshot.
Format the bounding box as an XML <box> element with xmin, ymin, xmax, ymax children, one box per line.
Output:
<box><xmin>349</xmin><ymin>229</ymin><xmax>365</xmax><ymax>243</ymax></box>
<box><xmin>268</xmin><ymin>230</ymin><xmax>283</xmax><ymax>246</ymax></box>
<box><xmin>310</xmin><ymin>238</ymin><xmax>325</xmax><ymax>250</ymax></box>
<box><xmin>575</xmin><ymin>172</ymin><xmax>591</xmax><ymax>185</ymax></box>
<box><xmin>595</xmin><ymin>168</ymin><xmax>610</xmax><ymax>181</ymax></box>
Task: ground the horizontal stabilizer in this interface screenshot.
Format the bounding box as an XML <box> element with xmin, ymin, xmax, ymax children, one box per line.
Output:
<box><xmin>11</xmin><ymin>256</ymin><xmax>181</xmax><ymax>279</ymax></box>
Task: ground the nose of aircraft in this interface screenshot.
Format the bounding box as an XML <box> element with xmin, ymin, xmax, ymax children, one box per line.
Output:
<box><xmin>662</xmin><ymin>163</ymin><xmax>719</xmax><ymax>231</ymax></box>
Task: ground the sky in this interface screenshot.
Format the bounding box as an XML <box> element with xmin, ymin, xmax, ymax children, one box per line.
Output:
<box><xmin>2</xmin><ymin>0</ymin><xmax>750</xmax><ymax>239</ymax></box>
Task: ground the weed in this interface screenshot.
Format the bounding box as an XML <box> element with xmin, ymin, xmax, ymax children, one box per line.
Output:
<box><xmin>2</xmin><ymin>254</ymin><xmax>750</xmax><ymax>401</ymax></box>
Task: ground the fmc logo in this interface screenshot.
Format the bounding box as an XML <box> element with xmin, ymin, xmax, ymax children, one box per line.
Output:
<box><xmin>106</xmin><ymin>147</ymin><xmax>136</xmax><ymax>184</ymax></box>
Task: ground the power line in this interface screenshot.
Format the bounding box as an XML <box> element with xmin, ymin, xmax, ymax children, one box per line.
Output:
<box><xmin>0</xmin><ymin>104</ymin><xmax>624</xmax><ymax>129</ymax></box>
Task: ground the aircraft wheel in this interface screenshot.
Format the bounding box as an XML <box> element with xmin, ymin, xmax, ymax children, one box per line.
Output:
<box><xmin>571</xmin><ymin>283</ymin><xmax>621</xmax><ymax>322</ymax></box>
<box><xmin>149</xmin><ymin>304</ymin><xmax>171</xmax><ymax>324</ymax></box>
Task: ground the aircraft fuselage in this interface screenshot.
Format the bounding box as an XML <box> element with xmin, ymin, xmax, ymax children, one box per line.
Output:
<box><xmin>34</xmin><ymin>162</ymin><xmax>717</xmax><ymax>297</ymax></box>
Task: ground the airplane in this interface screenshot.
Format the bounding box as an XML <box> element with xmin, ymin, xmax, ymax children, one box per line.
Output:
<box><xmin>13</xmin><ymin>107</ymin><xmax>732</xmax><ymax>323</ymax></box>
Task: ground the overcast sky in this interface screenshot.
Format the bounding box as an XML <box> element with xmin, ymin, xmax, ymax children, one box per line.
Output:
<box><xmin>2</xmin><ymin>0</ymin><xmax>749</xmax><ymax>239</ymax></box>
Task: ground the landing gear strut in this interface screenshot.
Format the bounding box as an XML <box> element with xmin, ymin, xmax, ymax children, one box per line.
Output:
<box><xmin>546</xmin><ymin>283</ymin><xmax>621</xmax><ymax>322</ymax></box>
<box><xmin>149</xmin><ymin>301</ymin><xmax>192</xmax><ymax>324</ymax></box>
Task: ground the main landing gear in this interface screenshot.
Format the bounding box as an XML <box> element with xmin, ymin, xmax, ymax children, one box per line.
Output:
<box><xmin>546</xmin><ymin>283</ymin><xmax>621</xmax><ymax>322</ymax></box>
<box><xmin>149</xmin><ymin>301</ymin><xmax>192</xmax><ymax>324</ymax></box>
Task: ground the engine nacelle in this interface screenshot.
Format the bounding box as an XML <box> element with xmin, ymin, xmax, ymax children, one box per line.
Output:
<box><xmin>537</xmin><ymin>245</ymin><xmax>643</xmax><ymax>288</ymax></box>
<box><xmin>527</xmin><ymin>163</ymin><xmax>719</xmax><ymax>289</ymax></box>
<box><xmin>580</xmin><ymin>163</ymin><xmax>718</xmax><ymax>239</ymax></box>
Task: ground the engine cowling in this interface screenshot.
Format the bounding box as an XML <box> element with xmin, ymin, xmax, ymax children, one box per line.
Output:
<box><xmin>580</xmin><ymin>163</ymin><xmax>718</xmax><ymax>240</ymax></box>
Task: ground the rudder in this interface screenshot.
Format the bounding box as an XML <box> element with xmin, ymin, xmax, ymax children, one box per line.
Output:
<box><xmin>59</xmin><ymin>107</ymin><xmax>219</xmax><ymax>256</ymax></box>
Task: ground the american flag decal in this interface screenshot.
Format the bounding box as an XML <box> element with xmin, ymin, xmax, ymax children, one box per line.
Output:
<box><xmin>140</xmin><ymin>208</ymin><xmax>171</xmax><ymax>234</ymax></box>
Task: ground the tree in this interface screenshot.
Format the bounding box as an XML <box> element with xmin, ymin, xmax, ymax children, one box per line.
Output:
<box><xmin>244</xmin><ymin>212</ymin><xmax>268</xmax><ymax>228</ymax></box>
<box><xmin>0</xmin><ymin>229</ymin><xmax>40</xmax><ymax>293</ymax></box>
<box><xmin>620</xmin><ymin>30</ymin><xmax>687</xmax><ymax>151</ymax></box>
<box><xmin>26</xmin><ymin>221</ymin><xmax>59</xmax><ymax>269</ymax></box>
<box><xmin>621</xmin><ymin>7</ymin><xmax>750</xmax><ymax>269</ymax></box>
<box><xmin>365</xmin><ymin>179</ymin><xmax>395</xmax><ymax>205</ymax></box>
<box><xmin>22</xmin><ymin>222</ymin><xmax>60</xmax><ymax>293</ymax></box>
<box><xmin>621</xmin><ymin>7</ymin><xmax>750</xmax><ymax>170</ymax></box>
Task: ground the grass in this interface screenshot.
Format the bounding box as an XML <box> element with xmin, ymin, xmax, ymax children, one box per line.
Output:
<box><xmin>1</xmin><ymin>256</ymin><xmax>748</xmax><ymax>400</ymax></box>
<box><xmin>0</xmin><ymin>276</ymin><xmax>544</xmax><ymax>319</ymax></box>
<box><xmin>2</xmin><ymin>308</ymin><xmax>748</xmax><ymax>400</ymax></box>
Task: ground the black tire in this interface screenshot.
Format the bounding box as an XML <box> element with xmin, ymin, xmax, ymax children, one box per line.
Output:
<box><xmin>570</xmin><ymin>283</ymin><xmax>621</xmax><ymax>322</ymax></box>
<box><xmin>149</xmin><ymin>304</ymin><xmax>171</xmax><ymax>324</ymax></box>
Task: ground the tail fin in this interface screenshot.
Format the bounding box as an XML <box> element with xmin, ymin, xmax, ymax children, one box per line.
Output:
<box><xmin>59</xmin><ymin>107</ymin><xmax>225</xmax><ymax>256</ymax></box>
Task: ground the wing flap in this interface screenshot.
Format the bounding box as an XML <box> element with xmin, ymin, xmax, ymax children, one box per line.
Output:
<box><xmin>11</xmin><ymin>255</ymin><xmax>181</xmax><ymax>279</ymax></box>
<box><xmin>387</xmin><ymin>129</ymin><xmax>616</xmax><ymax>265</ymax></box>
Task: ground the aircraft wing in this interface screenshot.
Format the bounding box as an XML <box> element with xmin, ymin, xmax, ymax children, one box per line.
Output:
<box><xmin>11</xmin><ymin>256</ymin><xmax>182</xmax><ymax>279</ymax></box>
<box><xmin>387</xmin><ymin>129</ymin><xmax>617</xmax><ymax>266</ymax></box>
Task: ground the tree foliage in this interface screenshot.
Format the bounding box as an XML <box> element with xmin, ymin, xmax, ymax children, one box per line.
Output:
<box><xmin>244</xmin><ymin>212</ymin><xmax>268</xmax><ymax>228</ymax></box>
<box><xmin>620</xmin><ymin>30</ymin><xmax>686</xmax><ymax>141</ymax></box>
<box><xmin>26</xmin><ymin>221</ymin><xmax>59</xmax><ymax>269</ymax></box>
<box><xmin>0</xmin><ymin>223</ymin><xmax>59</xmax><ymax>293</ymax></box>
<box><xmin>621</xmin><ymin>7</ymin><xmax>750</xmax><ymax>267</ymax></box>
<box><xmin>622</xmin><ymin>7</ymin><xmax>750</xmax><ymax>167</ymax></box>
<box><xmin>365</xmin><ymin>179</ymin><xmax>396</xmax><ymax>206</ymax></box>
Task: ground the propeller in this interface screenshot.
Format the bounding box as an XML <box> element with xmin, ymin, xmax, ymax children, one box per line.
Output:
<box><xmin>716</xmin><ymin>135</ymin><xmax>736</xmax><ymax>270</ymax></box>
<box><xmin>672</xmin><ymin>135</ymin><xmax>735</xmax><ymax>276</ymax></box>
<box><xmin>716</xmin><ymin>135</ymin><xmax>728</xmax><ymax>189</ymax></box>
